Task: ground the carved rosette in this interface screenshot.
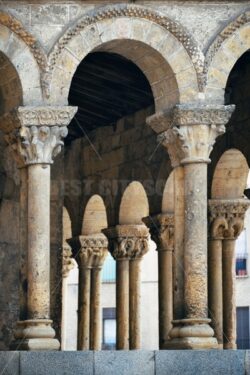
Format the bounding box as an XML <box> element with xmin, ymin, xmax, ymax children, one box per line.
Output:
<box><xmin>208</xmin><ymin>199</ymin><xmax>250</xmax><ymax>240</ymax></box>
<box><xmin>143</xmin><ymin>214</ymin><xmax>174</xmax><ymax>251</ymax></box>
<box><xmin>147</xmin><ymin>104</ymin><xmax>235</xmax><ymax>167</ymax></box>
<box><xmin>62</xmin><ymin>246</ymin><xmax>75</xmax><ymax>278</ymax></box>
<box><xmin>68</xmin><ymin>234</ymin><xmax>108</xmax><ymax>269</ymax></box>
<box><xmin>103</xmin><ymin>225</ymin><xmax>150</xmax><ymax>261</ymax></box>
<box><xmin>7</xmin><ymin>106</ymin><xmax>77</xmax><ymax>165</ymax></box>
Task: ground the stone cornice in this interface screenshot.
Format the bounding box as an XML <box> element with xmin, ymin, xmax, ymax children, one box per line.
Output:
<box><xmin>68</xmin><ymin>233</ymin><xmax>108</xmax><ymax>268</ymax></box>
<box><xmin>103</xmin><ymin>224</ymin><xmax>149</xmax><ymax>260</ymax></box>
<box><xmin>208</xmin><ymin>199</ymin><xmax>250</xmax><ymax>239</ymax></box>
<box><xmin>5</xmin><ymin>106</ymin><xmax>77</xmax><ymax>165</ymax></box>
<box><xmin>147</xmin><ymin>104</ymin><xmax>235</xmax><ymax>166</ymax></box>
<box><xmin>143</xmin><ymin>213</ymin><xmax>174</xmax><ymax>252</ymax></box>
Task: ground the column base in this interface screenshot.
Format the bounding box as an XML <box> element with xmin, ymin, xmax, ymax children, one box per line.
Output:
<box><xmin>165</xmin><ymin>318</ymin><xmax>218</xmax><ymax>350</ymax></box>
<box><xmin>10</xmin><ymin>319</ymin><xmax>60</xmax><ymax>351</ymax></box>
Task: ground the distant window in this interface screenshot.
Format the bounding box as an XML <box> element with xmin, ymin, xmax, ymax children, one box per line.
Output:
<box><xmin>102</xmin><ymin>308</ymin><xmax>116</xmax><ymax>350</ymax></box>
<box><xmin>102</xmin><ymin>253</ymin><xmax>116</xmax><ymax>282</ymax></box>
<box><xmin>235</xmin><ymin>228</ymin><xmax>248</xmax><ymax>276</ymax></box>
<box><xmin>237</xmin><ymin>307</ymin><xmax>250</xmax><ymax>349</ymax></box>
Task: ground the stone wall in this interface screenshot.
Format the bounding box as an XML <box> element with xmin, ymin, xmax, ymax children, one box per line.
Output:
<box><xmin>1</xmin><ymin>350</ymin><xmax>249</xmax><ymax>375</ymax></box>
<box><xmin>64</xmin><ymin>105</ymin><xmax>171</xmax><ymax>231</ymax></box>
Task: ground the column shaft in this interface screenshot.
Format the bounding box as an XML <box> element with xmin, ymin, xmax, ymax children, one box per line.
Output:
<box><xmin>116</xmin><ymin>259</ymin><xmax>129</xmax><ymax>350</ymax></box>
<box><xmin>223</xmin><ymin>239</ymin><xmax>236</xmax><ymax>349</ymax></box>
<box><xmin>129</xmin><ymin>259</ymin><xmax>141</xmax><ymax>349</ymax></box>
<box><xmin>208</xmin><ymin>239</ymin><xmax>223</xmax><ymax>347</ymax></box>
<box><xmin>158</xmin><ymin>249</ymin><xmax>173</xmax><ymax>347</ymax></box>
<box><xmin>173</xmin><ymin>166</ymin><xmax>185</xmax><ymax>320</ymax></box>
<box><xmin>184</xmin><ymin>163</ymin><xmax>207</xmax><ymax>319</ymax></box>
<box><xmin>61</xmin><ymin>277</ymin><xmax>68</xmax><ymax>350</ymax></box>
<box><xmin>27</xmin><ymin>164</ymin><xmax>50</xmax><ymax>319</ymax></box>
<box><xmin>78</xmin><ymin>267</ymin><xmax>91</xmax><ymax>350</ymax></box>
<box><xmin>90</xmin><ymin>268</ymin><xmax>102</xmax><ymax>350</ymax></box>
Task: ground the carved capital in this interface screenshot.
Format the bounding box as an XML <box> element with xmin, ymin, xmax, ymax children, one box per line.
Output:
<box><xmin>147</xmin><ymin>104</ymin><xmax>234</xmax><ymax>166</ymax></box>
<box><xmin>103</xmin><ymin>225</ymin><xmax>149</xmax><ymax>260</ymax></box>
<box><xmin>62</xmin><ymin>246</ymin><xmax>75</xmax><ymax>278</ymax></box>
<box><xmin>6</xmin><ymin>106</ymin><xmax>77</xmax><ymax>165</ymax></box>
<box><xmin>143</xmin><ymin>213</ymin><xmax>174</xmax><ymax>251</ymax></box>
<box><xmin>208</xmin><ymin>199</ymin><xmax>250</xmax><ymax>240</ymax></box>
<box><xmin>68</xmin><ymin>233</ymin><xmax>108</xmax><ymax>269</ymax></box>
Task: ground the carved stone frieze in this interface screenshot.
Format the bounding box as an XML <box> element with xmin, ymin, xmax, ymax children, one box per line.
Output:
<box><xmin>0</xmin><ymin>11</ymin><xmax>47</xmax><ymax>70</ymax></box>
<box><xmin>208</xmin><ymin>199</ymin><xmax>250</xmax><ymax>240</ymax></box>
<box><xmin>205</xmin><ymin>11</ymin><xmax>250</xmax><ymax>79</ymax></box>
<box><xmin>103</xmin><ymin>225</ymin><xmax>149</xmax><ymax>260</ymax></box>
<box><xmin>147</xmin><ymin>104</ymin><xmax>235</xmax><ymax>166</ymax></box>
<box><xmin>62</xmin><ymin>246</ymin><xmax>75</xmax><ymax>278</ymax></box>
<box><xmin>143</xmin><ymin>213</ymin><xmax>174</xmax><ymax>251</ymax></box>
<box><xmin>5</xmin><ymin>106</ymin><xmax>77</xmax><ymax>165</ymax></box>
<box><xmin>68</xmin><ymin>234</ymin><xmax>108</xmax><ymax>268</ymax></box>
<box><xmin>47</xmin><ymin>4</ymin><xmax>204</xmax><ymax>91</ymax></box>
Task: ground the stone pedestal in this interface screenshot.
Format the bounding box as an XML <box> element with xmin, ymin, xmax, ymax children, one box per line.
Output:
<box><xmin>104</xmin><ymin>224</ymin><xmax>149</xmax><ymax>350</ymax></box>
<box><xmin>147</xmin><ymin>104</ymin><xmax>235</xmax><ymax>349</ymax></box>
<box><xmin>11</xmin><ymin>106</ymin><xmax>77</xmax><ymax>351</ymax></box>
<box><xmin>68</xmin><ymin>233</ymin><xmax>108</xmax><ymax>350</ymax></box>
<box><xmin>143</xmin><ymin>213</ymin><xmax>174</xmax><ymax>349</ymax></box>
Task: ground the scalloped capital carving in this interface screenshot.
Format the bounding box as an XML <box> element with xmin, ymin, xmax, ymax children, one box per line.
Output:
<box><xmin>147</xmin><ymin>104</ymin><xmax>235</xmax><ymax>166</ymax></box>
<box><xmin>103</xmin><ymin>225</ymin><xmax>149</xmax><ymax>260</ymax></box>
<box><xmin>68</xmin><ymin>234</ymin><xmax>108</xmax><ymax>269</ymax></box>
<box><xmin>62</xmin><ymin>246</ymin><xmax>75</xmax><ymax>278</ymax></box>
<box><xmin>208</xmin><ymin>199</ymin><xmax>250</xmax><ymax>240</ymax></box>
<box><xmin>143</xmin><ymin>213</ymin><xmax>174</xmax><ymax>251</ymax></box>
<box><xmin>6</xmin><ymin>106</ymin><xmax>77</xmax><ymax>165</ymax></box>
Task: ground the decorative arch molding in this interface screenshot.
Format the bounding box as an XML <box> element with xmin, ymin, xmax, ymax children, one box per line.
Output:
<box><xmin>205</xmin><ymin>10</ymin><xmax>250</xmax><ymax>103</ymax></box>
<box><xmin>0</xmin><ymin>11</ymin><xmax>45</xmax><ymax>103</ymax></box>
<box><xmin>47</xmin><ymin>4</ymin><xmax>204</xmax><ymax>105</ymax></box>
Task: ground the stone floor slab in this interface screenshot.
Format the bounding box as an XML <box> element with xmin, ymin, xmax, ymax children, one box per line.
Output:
<box><xmin>155</xmin><ymin>350</ymin><xmax>245</xmax><ymax>375</ymax></box>
<box><xmin>0</xmin><ymin>352</ymin><xmax>19</xmax><ymax>375</ymax></box>
<box><xmin>94</xmin><ymin>351</ymin><xmax>155</xmax><ymax>375</ymax></box>
<box><xmin>20</xmin><ymin>351</ymin><xmax>94</xmax><ymax>375</ymax></box>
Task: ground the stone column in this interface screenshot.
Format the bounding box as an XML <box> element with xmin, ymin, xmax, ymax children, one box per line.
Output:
<box><xmin>68</xmin><ymin>234</ymin><xmax>108</xmax><ymax>350</ymax></box>
<box><xmin>11</xmin><ymin>106</ymin><xmax>77</xmax><ymax>350</ymax></box>
<box><xmin>208</xmin><ymin>201</ymin><xmax>228</xmax><ymax>348</ymax></box>
<box><xmin>104</xmin><ymin>225</ymin><xmax>149</xmax><ymax>350</ymax></box>
<box><xmin>210</xmin><ymin>200</ymin><xmax>249</xmax><ymax>349</ymax></box>
<box><xmin>147</xmin><ymin>104</ymin><xmax>234</xmax><ymax>349</ymax></box>
<box><xmin>143</xmin><ymin>213</ymin><xmax>174</xmax><ymax>349</ymax></box>
<box><xmin>61</xmin><ymin>246</ymin><xmax>75</xmax><ymax>350</ymax></box>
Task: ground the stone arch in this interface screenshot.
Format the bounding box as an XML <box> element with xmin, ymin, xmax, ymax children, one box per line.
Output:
<box><xmin>211</xmin><ymin>148</ymin><xmax>249</xmax><ymax>199</ymax></box>
<box><xmin>162</xmin><ymin>170</ymin><xmax>174</xmax><ymax>213</ymax></box>
<box><xmin>48</xmin><ymin>4</ymin><xmax>202</xmax><ymax>109</ymax></box>
<box><xmin>205</xmin><ymin>11</ymin><xmax>250</xmax><ymax>104</ymax></box>
<box><xmin>0</xmin><ymin>13</ymin><xmax>44</xmax><ymax>105</ymax></box>
<box><xmin>119</xmin><ymin>181</ymin><xmax>149</xmax><ymax>225</ymax></box>
<box><xmin>82</xmin><ymin>194</ymin><xmax>108</xmax><ymax>235</ymax></box>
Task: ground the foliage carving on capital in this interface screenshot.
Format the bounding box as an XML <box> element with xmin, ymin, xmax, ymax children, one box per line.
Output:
<box><xmin>62</xmin><ymin>246</ymin><xmax>75</xmax><ymax>278</ymax></box>
<box><xmin>68</xmin><ymin>234</ymin><xmax>108</xmax><ymax>268</ymax></box>
<box><xmin>148</xmin><ymin>104</ymin><xmax>235</xmax><ymax>166</ymax></box>
<box><xmin>103</xmin><ymin>225</ymin><xmax>149</xmax><ymax>260</ymax></box>
<box><xmin>9</xmin><ymin>106</ymin><xmax>77</xmax><ymax>165</ymax></box>
<box><xmin>208</xmin><ymin>199</ymin><xmax>250</xmax><ymax>240</ymax></box>
<box><xmin>143</xmin><ymin>214</ymin><xmax>174</xmax><ymax>251</ymax></box>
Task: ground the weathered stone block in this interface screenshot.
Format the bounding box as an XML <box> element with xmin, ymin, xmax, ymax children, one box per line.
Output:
<box><xmin>20</xmin><ymin>352</ymin><xmax>94</xmax><ymax>375</ymax></box>
<box><xmin>155</xmin><ymin>350</ymin><xmax>245</xmax><ymax>375</ymax></box>
<box><xmin>94</xmin><ymin>351</ymin><xmax>155</xmax><ymax>375</ymax></box>
<box><xmin>0</xmin><ymin>351</ymin><xmax>19</xmax><ymax>375</ymax></box>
